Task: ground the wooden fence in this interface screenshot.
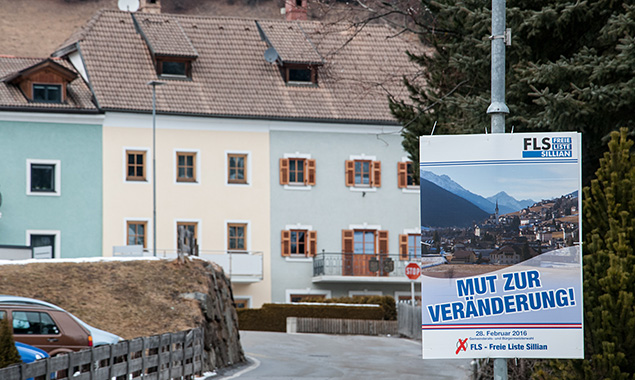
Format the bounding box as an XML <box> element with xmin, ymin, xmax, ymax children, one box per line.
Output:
<box><xmin>0</xmin><ymin>328</ymin><xmax>203</xmax><ymax>380</ymax></box>
<box><xmin>287</xmin><ymin>317</ymin><xmax>398</xmax><ymax>336</ymax></box>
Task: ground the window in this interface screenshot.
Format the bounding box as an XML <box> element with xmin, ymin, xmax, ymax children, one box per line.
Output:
<box><xmin>279</xmin><ymin>157</ymin><xmax>316</xmax><ymax>186</ymax></box>
<box><xmin>399</xmin><ymin>233</ymin><xmax>421</xmax><ymax>260</ymax></box>
<box><xmin>27</xmin><ymin>159</ymin><xmax>60</xmax><ymax>195</ymax></box>
<box><xmin>283</xmin><ymin>64</ymin><xmax>317</xmax><ymax>85</ymax></box>
<box><xmin>398</xmin><ymin>161</ymin><xmax>419</xmax><ymax>188</ymax></box>
<box><xmin>354</xmin><ymin>230</ymin><xmax>375</xmax><ymax>254</ymax></box>
<box><xmin>127</xmin><ymin>221</ymin><xmax>147</xmax><ymax>248</ymax></box>
<box><xmin>30</xmin><ymin>234</ymin><xmax>56</xmax><ymax>258</ymax></box>
<box><xmin>30</xmin><ymin>164</ymin><xmax>55</xmax><ymax>192</ymax></box>
<box><xmin>33</xmin><ymin>84</ymin><xmax>62</xmax><ymax>103</ymax></box>
<box><xmin>27</xmin><ymin>230</ymin><xmax>59</xmax><ymax>258</ymax></box>
<box><xmin>234</xmin><ymin>299</ymin><xmax>249</xmax><ymax>309</ymax></box>
<box><xmin>281</xmin><ymin>229</ymin><xmax>317</xmax><ymax>257</ymax></box>
<box><xmin>228</xmin><ymin>223</ymin><xmax>247</xmax><ymax>252</ymax></box>
<box><xmin>228</xmin><ymin>154</ymin><xmax>247</xmax><ymax>184</ymax></box>
<box><xmin>176</xmin><ymin>152</ymin><xmax>196</xmax><ymax>182</ymax></box>
<box><xmin>345</xmin><ymin>159</ymin><xmax>381</xmax><ymax>188</ymax></box>
<box><xmin>12</xmin><ymin>311</ymin><xmax>59</xmax><ymax>335</ymax></box>
<box><xmin>126</xmin><ymin>150</ymin><xmax>146</xmax><ymax>181</ymax></box>
<box><xmin>157</xmin><ymin>58</ymin><xmax>191</xmax><ymax>78</ymax></box>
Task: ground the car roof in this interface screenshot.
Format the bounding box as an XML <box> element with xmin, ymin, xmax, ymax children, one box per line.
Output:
<box><xmin>0</xmin><ymin>303</ymin><xmax>58</xmax><ymax>311</ymax></box>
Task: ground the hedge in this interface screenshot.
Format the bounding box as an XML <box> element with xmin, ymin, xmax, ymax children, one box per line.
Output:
<box><xmin>237</xmin><ymin>303</ymin><xmax>385</xmax><ymax>332</ymax></box>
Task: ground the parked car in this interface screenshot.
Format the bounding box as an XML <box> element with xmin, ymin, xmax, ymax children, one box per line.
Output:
<box><xmin>0</xmin><ymin>303</ymin><xmax>92</xmax><ymax>355</ymax></box>
<box><xmin>14</xmin><ymin>342</ymin><xmax>49</xmax><ymax>380</ymax></box>
<box><xmin>16</xmin><ymin>341</ymin><xmax>49</xmax><ymax>362</ymax></box>
<box><xmin>0</xmin><ymin>295</ymin><xmax>122</xmax><ymax>346</ymax></box>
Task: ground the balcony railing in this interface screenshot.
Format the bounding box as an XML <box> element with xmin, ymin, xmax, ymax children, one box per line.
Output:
<box><xmin>312</xmin><ymin>252</ymin><xmax>423</xmax><ymax>283</ymax></box>
<box><xmin>112</xmin><ymin>246</ymin><xmax>263</xmax><ymax>283</ymax></box>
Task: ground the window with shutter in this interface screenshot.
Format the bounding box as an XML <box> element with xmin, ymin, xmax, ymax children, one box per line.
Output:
<box><xmin>308</xmin><ymin>230</ymin><xmax>317</xmax><ymax>257</ymax></box>
<box><xmin>306</xmin><ymin>159</ymin><xmax>316</xmax><ymax>185</ymax></box>
<box><xmin>372</xmin><ymin>161</ymin><xmax>381</xmax><ymax>187</ymax></box>
<box><xmin>342</xmin><ymin>230</ymin><xmax>354</xmax><ymax>253</ymax></box>
<box><xmin>281</xmin><ymin>230</ymin><xmax>291</xmax><ymax>256</ymax></box>
<box><xmin>399</xmin><ymin>234</ymin><xmax>409</xmax><ymax>260</ymax></box>
<box><xmin>279</xmin><ymin>158</ymin><xmax>289</xmax><ymax>185</ymax></box>
<box><xmin>377</xmin><ymin>230</ymin><xmax>388</xmax><ymax>254</ymax></box>
<box><xmin>399</xmin><ymin>161</ymin><xmax>419</xmax><ymax>189</ymax></box>
<box><xmin>280</xmin><ymin>155</ymin><xmax>316</xmax><ymax>187</ymax></box>
<box><xmin>346</xmin><ymin>158</ymin><xmax>381</xmax><ymax>188</ymax></box>
<box><xmin>398</xmin><ymin>162</ymin><xmax>408</xmax><ymax>189</ymax></box>
<box><xmin>282</xmin><ymin>229</ymin><xmax>316</xmax><ymax>257</ymax></box>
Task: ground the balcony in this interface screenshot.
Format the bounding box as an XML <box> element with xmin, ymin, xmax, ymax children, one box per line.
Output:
<box><xmin>112</xmin><ymin>246</ymin><xmax>263</xmax><ymax>283</ymax></box>
<box><xmin>312</xmin><ymin>252</ymin><xmax>420</xmax><ymax>284</ymax></box>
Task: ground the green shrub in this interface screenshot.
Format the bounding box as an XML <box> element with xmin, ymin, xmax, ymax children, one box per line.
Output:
<box><xmin>237</xmin><ymin>303</ymin><xmax>385</xmax><ymax>332</ymax></box>
<box><xmin>0</xmin><ymin>317</ymin><xmax>21</xmax><ymax>369</ymax></box>
<box><xmin>301</xmin><ymin>295</ymin><xmax>397</xmax><ymax>320</ymax></box>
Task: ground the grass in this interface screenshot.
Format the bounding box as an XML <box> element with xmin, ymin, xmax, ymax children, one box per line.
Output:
<box><xmin>0</xmin><ymin>258</ymin><xmax>213</xmax><ymax>340</ymax></box>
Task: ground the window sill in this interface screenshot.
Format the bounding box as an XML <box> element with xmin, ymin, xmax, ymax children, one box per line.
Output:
<box><xmin>285</xmin><ymin>256</ymin><xmax>313</xmax><ymax>263</ymax></box>
<box><xmin>401</xmin><ymin>187</ymin><xmax>420</xmax><ymax>194</ymax></box>
<box><xmin>349</xmin><ymin>187</ymin><xmax>377</xmax><ymax>193</ymax></box>
<box><xmin>283</xmin><ymin>184</ymin><xmax>312</xmax><ymax>191</ymax></box>
<box><xmin>27</xmin><ymin>191</ymin><xmax>60</xmax><ymax>197</ymax></box>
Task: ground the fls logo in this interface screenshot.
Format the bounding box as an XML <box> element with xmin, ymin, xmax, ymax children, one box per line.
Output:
<box><xmin>522</xmin><ymin>137</ymin><xmax>572</xmax><ymax>158</ymax></box>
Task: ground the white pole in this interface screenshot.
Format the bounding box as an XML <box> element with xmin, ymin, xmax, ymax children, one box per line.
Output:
<box><xmin>147</xmin><ymin>80</ymin><xmax>166</xmax><ymax>257</ymax></box>
<box><xmin>411</xmin><ymin>281</ymin><xmax>415</xmax><ymax>305</ymax></box>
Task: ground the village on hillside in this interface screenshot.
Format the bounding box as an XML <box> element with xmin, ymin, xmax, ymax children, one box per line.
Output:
<box><xmin>421</xmin><ymin>192</ymin><xmax>580</xmax><ymax>268</ymax></box>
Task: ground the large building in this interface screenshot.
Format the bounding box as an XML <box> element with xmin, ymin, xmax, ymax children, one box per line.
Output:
<box><xmin>1</xmin><ymin>3</ymin><xmax>425</xmax><ymax>307</ymax></box>
<box><xmin>0</xmin><ymin>57</ymin><xmax>103</xmax><ymax>259</ymax></box>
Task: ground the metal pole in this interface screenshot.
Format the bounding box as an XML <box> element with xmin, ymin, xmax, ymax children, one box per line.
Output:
<box><xmin>147</xmin><ymin>81</ymin><xmax>166</xmax><ymax>257</ymax></box>
<box><xmin>152</xmin><ymin>84</ymin><xmax>157</xmax><ymax>257</ymax></box>
<box><xmin>489</xmin><ymin>0</ymin><xmax>508</xmax><ymax>378</ymax></box>
<box><xmin>487</xmin><ymin>0</ymin><xmax>509</xmax><ymax>134</ymax></box>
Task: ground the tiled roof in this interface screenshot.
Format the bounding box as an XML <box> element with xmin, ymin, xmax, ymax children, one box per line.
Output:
<box><xmin>0</xmin><ymin>56</ymin><xmax>97</xmax><ymax>112</ymax></box>
<box><xmin>133</xmin><ymin>13</ymin><xmax>198</xmax><ymax>58</ymax></box>
<box><xmin>256</xmin><ymin>20</ymin><xmax>323</xmax><ymax>64</ymax></box>
<box><xmin>54</xmin><ymin>10</ymin><xmax>425</xmax><ymax>124</ymax></box>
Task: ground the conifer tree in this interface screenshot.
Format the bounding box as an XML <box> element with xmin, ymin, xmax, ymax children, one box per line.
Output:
<box><xmin>0</xmin><ymin>317</ymin><xmax>21</xmax><ymax>369</ymax></box>
<box><xmin>536</xmin><ymin>128</ymin><xmax>635</xmax><ymax>379</ymax></box>
<box><xmin>390</xmin><ymin>0</ymin><xmax>635</xmax><ymax>185</ymax></box>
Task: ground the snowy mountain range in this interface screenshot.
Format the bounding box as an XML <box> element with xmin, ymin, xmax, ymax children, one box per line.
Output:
<box><xmin>420</xmin><ymin>171</ymin><xmax>535</xmax><ymax>215</ymax></box>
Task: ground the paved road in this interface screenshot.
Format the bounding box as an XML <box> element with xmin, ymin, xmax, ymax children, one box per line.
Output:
<box><xmin>212</xmin><ymin>331</ymin><xmax>473</xmax><ymax>380</ymax></box>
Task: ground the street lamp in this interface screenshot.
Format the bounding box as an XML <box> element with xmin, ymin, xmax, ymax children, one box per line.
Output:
<box><xmin>147</xmin><ymin>80</ymin><xmax>166</xmax><ymax>257</ymax></box>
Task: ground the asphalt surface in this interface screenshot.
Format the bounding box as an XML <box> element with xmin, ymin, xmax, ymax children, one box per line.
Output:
<box><xmin>211</xmin><ymin>331</ymin><xmax>473</xmax><ymax>380</ymax></box>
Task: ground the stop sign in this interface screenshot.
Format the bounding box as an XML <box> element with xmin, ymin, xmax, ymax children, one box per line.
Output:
<box><xmin>405</xmin><ymin>262</ymin><xmax>421</xmax><ymax>280</ymax></box>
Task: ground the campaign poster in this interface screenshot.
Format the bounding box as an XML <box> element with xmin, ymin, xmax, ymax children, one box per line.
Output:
<box><xmin>419</xmin><ymin>132</ymin><xmax>583</xmax><ymax>359</ymax></box>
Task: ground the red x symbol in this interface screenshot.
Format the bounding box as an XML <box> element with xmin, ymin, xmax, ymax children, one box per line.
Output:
<box><xmin>456</xmin><ymin>338</ymin><xmax>468</xmax><ymax>354</ymax></box>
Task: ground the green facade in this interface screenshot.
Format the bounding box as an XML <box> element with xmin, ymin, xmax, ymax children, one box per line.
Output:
<box><xmin>0</xmin><ymin>118</ymin><xmax>102</xmax><ymax>258</ymax></box>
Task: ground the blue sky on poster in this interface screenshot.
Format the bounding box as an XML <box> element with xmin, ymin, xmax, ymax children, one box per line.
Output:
<box><xmin>424</xmin><ymin>162</ymin><xmax>579</xmax><ymax>201</ymax></box>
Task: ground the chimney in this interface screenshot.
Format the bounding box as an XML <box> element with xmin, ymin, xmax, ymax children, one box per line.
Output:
<box><xmin>139</xmin><ymin>0</ymin><xmax>161</xmax><ymax>13</ymax></box>
<box><xmin>285</xmin><ymin>0</ymin><xmax>307</xmax><ymax>21</ymax></box>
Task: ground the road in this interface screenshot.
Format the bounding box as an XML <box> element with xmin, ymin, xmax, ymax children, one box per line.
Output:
<box><xmin>212</xmin><ymin>331</ymin><xmax>473</xmax><ymax>380</ymax></box>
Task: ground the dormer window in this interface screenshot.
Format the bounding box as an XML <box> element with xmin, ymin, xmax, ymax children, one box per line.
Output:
<box><xmin>33</xmin><ymin>84</ymin><xmax>62</xmax><ymax>103</ymax></box>
<box><xmin>256</xmin><ymin>21</ymin><xmax>325</xmax><ymax>87</ymax></box>
<box><xmin>3</xmin><ymin>58</ymin><xmax>77</xmax><ymax>104</ymax></box>
<box><xmin>285</xmin><ymin>65</ymin><xmax>316</xmax><ymax>84</ymax></box>
<box><xmin>133</xmin><ymin>15</ymin><xmax>198</xmax><ymax>80</ymax></box>
<box><xmin>157</xmin><ymin>58</ymin><xmax>191</xmax><ymax>78</ymax></box>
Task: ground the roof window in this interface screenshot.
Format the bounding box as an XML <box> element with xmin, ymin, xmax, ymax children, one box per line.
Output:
<box><xmin>3</xmin><ymin>58</ymin><xmax>77</xmax><ymax>104</ymax></box>
<box><xmin>33</xmin><ymin>84</ymin><xmax>62</xmax><ymax>103</ymax></box>
<box><xmin>284</xmin><ymin>65</ymin><xmax>317</xmax><ymax>85</ymax></box>
<box><xmin>157</xmin><ymin>58</ymin><xmax>190</xmax><ymax>78</ymax></box>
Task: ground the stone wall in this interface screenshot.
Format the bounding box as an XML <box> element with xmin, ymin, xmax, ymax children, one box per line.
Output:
<box><xmin>181</xmin><ymin>261</ymin><xmax>245</xmax><ymax>371</ymax></box>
